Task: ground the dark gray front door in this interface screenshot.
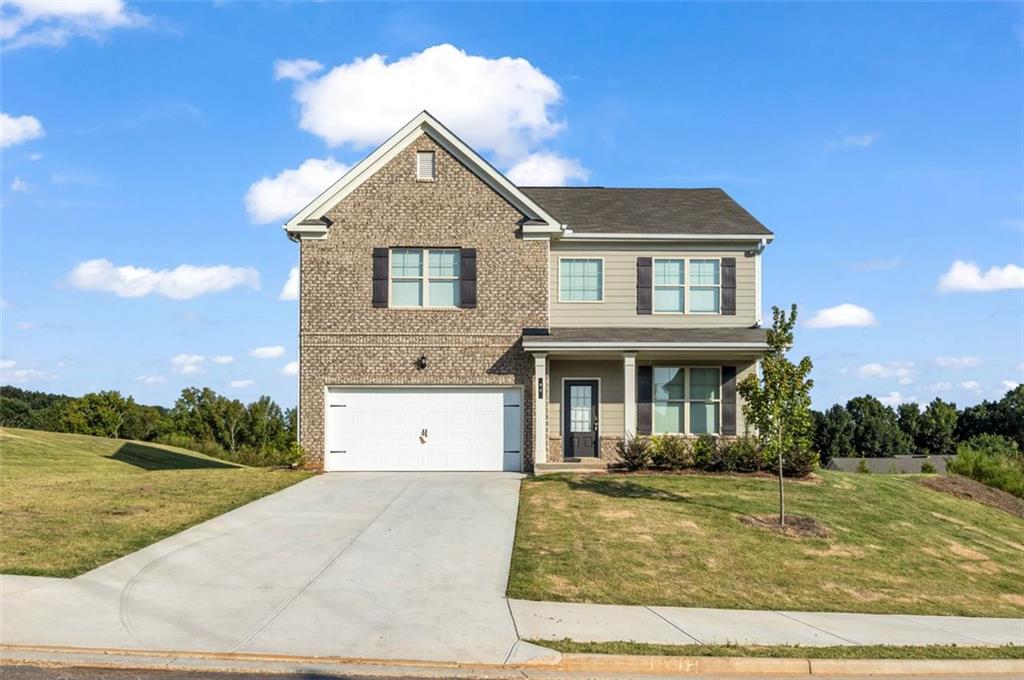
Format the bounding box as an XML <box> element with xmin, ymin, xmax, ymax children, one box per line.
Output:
<box><xmin>563</xmin><ymin>380</ymin><xmax>599</xmax><ymax>458</ymax></box>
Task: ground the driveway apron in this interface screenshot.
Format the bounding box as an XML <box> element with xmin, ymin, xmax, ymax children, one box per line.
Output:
<box><xmin>0</xmin><ymin>473</ymin><xmax>524</xmax><ymax>664</ymax></box>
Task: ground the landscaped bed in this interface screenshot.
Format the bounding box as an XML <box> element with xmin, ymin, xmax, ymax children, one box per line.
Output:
<box><xmin>0</xmin><ymin>427</ymin><xmax>312</xmax><ymax>577</ymax></box>
<box><xmin>531</xmin><ymin>639</ymin><xmax>1024</xmax><ymax>659</ymax></box>
<box><xmin>508</xmin><ymin>470</ymin><xmax>1024</xmax><ymax>617</ymax></box>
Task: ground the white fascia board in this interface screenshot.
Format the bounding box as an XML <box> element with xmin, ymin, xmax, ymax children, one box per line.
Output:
<box><xmin>558</xmin><ymin>232</ymin><xmax>775</xmax><ymax>243</ymax></box>
<box><xmin>283</xmin><ymin>111</ymin><xmax>562</xmax><ymax>238</ymax></box>
<box><xmin>521</xmin><ymin>340</ymin><xmax>769</xmax><ymax>352</ymax></box>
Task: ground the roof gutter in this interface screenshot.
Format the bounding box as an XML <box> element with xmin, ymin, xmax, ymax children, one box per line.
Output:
<box><xmin>558</xmin><ymin>232</ymin><xmax>774</xmax><ymax>243</ymax></box>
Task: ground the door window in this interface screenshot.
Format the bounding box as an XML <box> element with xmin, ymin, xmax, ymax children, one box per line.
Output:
<box><xmin>569</xmin><ymin>384</ymin><xmax>593</xmax><ymax>432</ymax></box>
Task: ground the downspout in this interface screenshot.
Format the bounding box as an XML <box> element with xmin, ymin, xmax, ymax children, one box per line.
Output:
<box><xmin>753</xmin><ymin>237</ymin><xmax>767</xmax><ymax>327</ymax></box>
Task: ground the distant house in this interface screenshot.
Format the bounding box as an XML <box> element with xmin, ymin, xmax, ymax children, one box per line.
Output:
<box><xmin>284</xmin><ymin>112</ymin><xmax>773</xmax><ymax>472</ymax></box>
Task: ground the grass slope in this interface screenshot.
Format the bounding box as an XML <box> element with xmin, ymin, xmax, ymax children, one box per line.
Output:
<box><xmin>509</xmin><ymin>471</ymin><xmax>1024</xmax><ymax>617</ymax></box>
<box><xmin>1</xmin><ymin>427</ymin><xmax>312</xmax><ymax>577</ymax></box>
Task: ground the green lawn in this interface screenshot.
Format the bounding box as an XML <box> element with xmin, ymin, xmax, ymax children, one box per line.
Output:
<box><xmin>0</xmin><ymin>427</ymin><xmax>312</xmax><ymax>577</ymax></box>
<box><xmin>531</xmin><ymin>639</ymin><xmax>1024</xmax><ymax>660</ymax></box>
<box><xmin>508</xmin><ymin>471</ymin><xmax>1024</xmax><ymax>617</ymax></box>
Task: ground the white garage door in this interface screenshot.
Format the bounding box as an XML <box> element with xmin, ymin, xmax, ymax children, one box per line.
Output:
<box><xmin>324</xmin><ymin>387</ymin><xmax>522</xmax><ymax>472</ymax></box>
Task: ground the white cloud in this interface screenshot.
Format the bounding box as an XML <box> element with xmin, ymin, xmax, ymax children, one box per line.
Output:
<box><xmin>1</xmin><ymin>0</ymin><xmax>148</xmax><ymax>51</ymax></box>
<box><xmin>250</xmin><ymin>345</ymin><xmax>285</xmax><ymax>359</ymax></box>
<box><xmin>938</xmin><ymin>260</ymin><xmax>1024</xmax><ymax>293</ymax></box>
<box><xmin>212</xmin><ymin>355</ymin><xmax>234</xmax><ymax>365</ymax></box>
<box><xmin>934</xmin><ymin>382</ymin><xmax>952</xmax><ymax>391</ymax></box>
<box><xmin>806</xmin><ymin>303</ymin><xmax>878</xmax><ymax>329</ymax></box>
<box><xmin>878</xmin><ymin>391</ymin><xmax>914</xmax><ymax>407</ymax></box>
<box><xmin>960</xmin><ymin>380</ymin><xmax>983</xmax><ymax>393</ymax></box>
<box><xmin>244</xmin><ymin>157</ymin><xmax>349</xmax><ymax>224</ymax></box>
<box><xmin>285</xmin><ymin>44</ymin><xmax>564</xmax><ymax>161</ymax></box>
<box><xmin>1</xmin><ymin>112</ymin><xmax>44</xmax><ymax>147</ymax></box>
<box><xmin>935</xmin><ymin>356</ymin><xmax>981</xmax><ymax>369</ymax></box>
<box><xmin>171</xmin><ymin>354</ymin><xmax>205</xmax><ymax>375</ymax></box>
<box><xmin>0</xmin><ymin>360</ymin><xmax>54</xmax><ymax>383</ymax></box>
<box><xmin>15</xmin><ymin>321</ymin><xmax>34</xmax><ymax>331</ymax></box>
<box><xmin>274</xmin><ymin>58</ymin><xmax>323</xmax><ymax>82</ymax></box>
<box><xmin>1002</xmin><ymin>380</ymin><xmax>1020</xmax><ymax>390</ymax></box>
<box><xmin>10</xmin><ymin>177</ymin><xmax>31</xmax><ymax>192</ymax></box>
<box><xmin>826</xmin><ymin>133</ymin><xmax>877</xmax><ymax>150</ymax></box>
<box><xmin>280</xmin><ymin>266</ymin><xmax>299</xmax><ymax>301</ymax></box>
<box><xmin>281</xmin><ymin>360</ymin><xmax>298</xmax><ymax>376</ymax></box>
<box><xmin>26</xmin><ymin>152</ymin><xmax>43</xmax><ymax>161</ymax></box>
<box><xmin>137</xmin><ymin>374</ymin><xmax>166</xmax><ymax>384</ymax></box>
<box><xmin>505</xmin><ymin>152</ymin><xmax>589</xmax><ymax>186</ymax></box>
<box><xmin>68</xmin><ymin>259</ymin><xmax>260</xmax><ymax>299</ymax></box>
<box><xmin>858</xmin><ymin>361</ymin><xmax>915</xmax><ymax>385</ymax></box>
<box><xmin>229</xmin><ymin>379</ymin><xmax>254</xmax><ymax>389</ymax></box>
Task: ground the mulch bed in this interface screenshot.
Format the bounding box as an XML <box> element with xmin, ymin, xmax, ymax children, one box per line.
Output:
<box><xmin>920</xmin><ymin>475</ymin><xmax>1024</xmax><ymax>519</ymax></box>
<box><xmin>739</xmin><ymin>513</ymin><xmax>832</xmax><ymax>538</ymax></box>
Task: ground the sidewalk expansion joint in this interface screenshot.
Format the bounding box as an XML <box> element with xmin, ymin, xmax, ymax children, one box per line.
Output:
<box><xmin>644</xmin><ymin>606</ymin><xmax>704</xmax><ymax>645</ymax></box>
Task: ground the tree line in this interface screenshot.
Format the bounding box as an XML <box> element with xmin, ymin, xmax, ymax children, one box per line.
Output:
<box><xmin>0</xmin><ymin>386</ymin><xmax>300</xmax><ymax>467</ymax></box>
<box><xmin>812</xmin><ymin>385</ymin><xmax>1022</xmax><ymax>465</ymax></box>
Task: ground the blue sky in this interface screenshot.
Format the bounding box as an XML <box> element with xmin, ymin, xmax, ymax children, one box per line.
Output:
<box><xmin>1</xmin><ymin>1</ymin><xmax>1021</xmax><ymax>410</ymax></box>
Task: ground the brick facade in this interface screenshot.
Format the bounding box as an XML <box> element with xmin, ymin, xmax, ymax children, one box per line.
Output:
<box><xmin>298</xmin><ymin>134</ymin><xmax>548</xmax><ymax>470</ymax></box>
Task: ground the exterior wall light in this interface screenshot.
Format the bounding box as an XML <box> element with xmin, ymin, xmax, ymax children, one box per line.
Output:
<box><xmin>416</xmin><ymin>355</ymin><xmax>428</xmax><ymax>370</ymax></box>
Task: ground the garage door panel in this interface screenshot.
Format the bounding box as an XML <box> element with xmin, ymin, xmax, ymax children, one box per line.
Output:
<box><xmin>325</xmin><ymin>387</ymin><xmax>522</xmax><ymax>472</ymax></box>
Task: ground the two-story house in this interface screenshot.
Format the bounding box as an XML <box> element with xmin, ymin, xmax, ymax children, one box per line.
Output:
<box><xmin>285</xmin><ymin>112</ymin><xmax>772</xmax><ymax>472</ymax></box>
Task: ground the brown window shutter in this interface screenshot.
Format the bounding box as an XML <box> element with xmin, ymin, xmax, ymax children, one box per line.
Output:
<box><xmin>637</xmin><ymin>365</ymin><xmax>653</xmax><ymax>435</ymax></box>
<box><xmin>721</xmin><ymin>365</ymin><xmax>737</xmax><ymax>435</ymax></box>
<box><xmin>372</xmin><ymin>248</ymin><xmax>388</xmax><ymax>308</ymax></box>
<box><xmin>460</xmin><ymin>248</ymin><xmax>477</xmax><ymax>309</ymax></box>
<box><xmin>721</xmin><ymin>257</ymin><xmax>736</xmax><ymax>316</ymax></box>
<box><xmin>636</xmin><ymin>257</ymin><xmax>652</xmax><ymax>315</ymax></box>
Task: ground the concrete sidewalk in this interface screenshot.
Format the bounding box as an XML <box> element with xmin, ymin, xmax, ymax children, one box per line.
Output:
<box><xmin>509</xmin><ymin>599</ymin><xmax>1024</xmax><ymax>647</ymax></box>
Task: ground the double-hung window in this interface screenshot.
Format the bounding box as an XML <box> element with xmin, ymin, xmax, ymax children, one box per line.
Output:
<box><xmin>390</xmin><ymin>248</ymin><xmax>460</xmax><ymax>308</ymax></box>
<box><xmin>652</xmin><ymin>366</ymin><xmax>721</xmax><ymax>435</ymax></box>
<box><xmin>688</xmin><ymin>259</ymin><xmax>721</xmax><ymax>313</ymax></box>
<box><xmin>559</xmin><ymin>258</ymin><xmax>603</xmax><ymax>302</ymax></box>
<box><xmin>653</xmin><ymin>259</ymin><xmax>685</xmax><ymax>313</ymax></box>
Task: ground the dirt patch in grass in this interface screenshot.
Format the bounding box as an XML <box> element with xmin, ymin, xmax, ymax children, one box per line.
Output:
<box><xmin>739</xmin><ymin>513</ymin><xmax>831</xmax><ymax>538</ymax></box>
<box><xmin>921</xmin><ymin>475</ymin><xmax>1024</xmax><ymax>519</ymax></box>
<box><xmin>946</xmin><ymin>540</ymin><xmax>990</xmax><ymax>561</ymax></box>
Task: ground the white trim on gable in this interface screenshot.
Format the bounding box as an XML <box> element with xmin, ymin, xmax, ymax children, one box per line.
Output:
<box><xmin>283</xmin><ymin>111</ymin><xmax>564</xmax><ymax>240</ymax></box>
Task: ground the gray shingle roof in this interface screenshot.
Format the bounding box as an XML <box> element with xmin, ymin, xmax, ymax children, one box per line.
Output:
<box><xmin>523</xmin><ymin>327</ymin><xmax>768</xmax><ymax>345</ymax></box>
<box><xmin>519</xmin><ymin>187</ymin><xmax>773</xmax><ymax>236</ymax></box>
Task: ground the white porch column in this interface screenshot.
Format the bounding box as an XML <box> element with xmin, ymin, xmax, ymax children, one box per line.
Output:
<box><xmin>623</xmin><ymin>352</ymin><xmax>637</xmax><ymax>439</ymax></box>
<box><xmin>533</xmin><ymin>353</ymin><xmax>548</xmax><ymax>464</ymax></box>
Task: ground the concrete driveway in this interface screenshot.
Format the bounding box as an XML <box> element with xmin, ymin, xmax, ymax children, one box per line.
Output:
<box><xmin>1</xmin><ymin>473</ymin><xmax>540</xmax><ymax>664</ymax></box>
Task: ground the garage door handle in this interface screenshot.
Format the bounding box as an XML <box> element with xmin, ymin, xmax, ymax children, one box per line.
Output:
<box><xmin>330</xmin><ymin>450</ymin><xmax>346</xmax><ymax>454</ymax></box>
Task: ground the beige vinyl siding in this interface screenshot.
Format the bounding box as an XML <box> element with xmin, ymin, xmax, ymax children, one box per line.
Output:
<box><xmin>547</xmin><ymin>357</ymin><xmax>757</xmax><ymax>439</ymax></box>
<box><xmin>548</xmin><ymin>360</ymin><xmax>624</xmax><ymax>443</ymax></box>
<box><xmin>550</xmin><ymin>241</ymin><xmax>757</xmax><ymax>327</ymax></box>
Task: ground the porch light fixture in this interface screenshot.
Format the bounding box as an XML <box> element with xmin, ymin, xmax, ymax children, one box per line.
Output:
<box><xmin>416</xmin><ymin>355</ymin><xmax>428</xmax><ymax>370</ymax></box>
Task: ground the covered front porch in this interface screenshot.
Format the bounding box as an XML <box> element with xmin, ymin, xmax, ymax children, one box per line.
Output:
<box><xmin>523</xmin><ymin>328</ymin><xmax>768</xmax><ymax>466</ymax></box>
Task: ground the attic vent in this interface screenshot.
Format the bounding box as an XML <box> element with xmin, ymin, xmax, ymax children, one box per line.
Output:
<box><xmin>416</xmin><ymin>151</ymin><xmax>435</xmax><ymax>181</ymax></box>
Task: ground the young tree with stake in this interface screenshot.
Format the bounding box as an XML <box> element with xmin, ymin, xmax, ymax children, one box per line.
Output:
<box><xmin>738</xmin><ymin>304</ymin><xmax>816</xmax><ymax>526</ymax></box>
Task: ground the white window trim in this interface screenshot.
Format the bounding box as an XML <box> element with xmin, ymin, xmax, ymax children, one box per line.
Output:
<box><xmin>388</xmin><ymin>248</ymin><xmax>461</xmax><ymax>309</ymax></box>
<box><xmin>557</xmin><ymin>256</ymin><xmax>605</xmax><ymax>303</ymax></box>
<box><xmin>648</xmin><ymin>257</ymin><xmax>722</xmax><ymax>315</ymax></box>
<box><xmin>652</xmin><ymin>257</ymin><xmax>686</xmax><ymax>315</ymax></box>
<box><xmin>686</xmin><ymin>257</ymin><xmax>722</xmax><ymax>315</ymax></box>
<box><xmin>652</xmin><ymin>365</ymin><xmax>722</xmax><ymax>436</ymax></box>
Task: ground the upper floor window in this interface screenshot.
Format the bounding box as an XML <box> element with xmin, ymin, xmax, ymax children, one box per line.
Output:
<box><xmin>653</xmin><ymin>366</ymin><xmax>721</xmax><ymax>435</ymax></box>
<box><xmin>560</xmin><ymin>258</ymin><xmax>603</xmax><ymax>302</ymax></box>
<box><xmin>390</xmin><ymin>248</ymin><xmax>460</xmax><ymax>307</ymax></box>
<box><xmin>688</xmin><ymin>259</ymin><xmax>720</xmax><ymax>313</ymax></box>
<box><xmin>654</xmin><ymin>259</ymin><xmax>685</xmax><ymax>313</ymax></box>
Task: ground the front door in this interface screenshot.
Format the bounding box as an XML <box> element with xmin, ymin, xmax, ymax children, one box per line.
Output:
<box><xmin>564</xmin><ymin>380</ymin><xmax>599</xmax><ymax>458</ymax></box>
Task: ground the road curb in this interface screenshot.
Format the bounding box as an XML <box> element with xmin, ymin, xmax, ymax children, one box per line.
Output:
<box><xmin>3</xmin><ymin>644</ymin><xmax>1023</xmax><ymax>677</ymax></box>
